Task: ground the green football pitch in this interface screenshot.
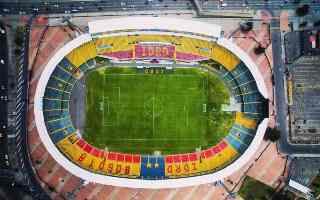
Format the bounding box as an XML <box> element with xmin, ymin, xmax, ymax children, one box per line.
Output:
<box><xmin>83</xmin><ymin>67</ymin><xmax>234</xmax><ymax>154</ymax></box>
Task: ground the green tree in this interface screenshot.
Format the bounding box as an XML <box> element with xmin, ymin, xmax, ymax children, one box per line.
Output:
<box><xmin>239</xmin><ymin>21</ymin><xmax>253</xmax><ymax>32</ymax></box>
<box><xmin>239</xmin><ymin>176</ymin><xmax>274</xmax><ymax>200</ymax></box>
<box><xmin>264</xmin><ymin>127</ymin><xmax>281</xmax><ymax>142</ymax></box>
<box><xmin>295</xmin><ymin>4</ymin><xmax>310</xmax><ymax>17</ymax></box>
<box><xmin>254</xmin><ymin>44</ymin><xmax>266</xmax><ymax>55</ymax></box>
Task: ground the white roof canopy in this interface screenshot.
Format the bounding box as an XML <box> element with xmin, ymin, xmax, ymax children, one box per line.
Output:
<box><xmin>88</xmin><ymin>17</ymin><xmax>222</xmax><ymax>38</ymax></box>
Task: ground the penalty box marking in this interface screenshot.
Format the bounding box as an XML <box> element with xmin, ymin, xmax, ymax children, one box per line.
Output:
<box><xmin>101</xmin><ymin>74</ymin><xmax>206</xmax><ymax>129</ymax></box>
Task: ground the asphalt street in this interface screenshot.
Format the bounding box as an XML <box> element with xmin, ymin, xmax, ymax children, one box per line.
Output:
<box><xmin>0</xmin><ymin>22</ymin><xmax>9</xmax><ymax>169</ymax></box>
<box><xmin>2</xmin><ymin>0</ymin><xmax>320</xmax><ymax>15</ymax></box>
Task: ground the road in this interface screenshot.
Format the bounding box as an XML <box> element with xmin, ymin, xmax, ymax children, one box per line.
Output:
<box><xmin>0</xmin><ymin>22</ymin><xmax>9</xmax><ymax>169</ymax></box>
<box><xmin>270</xmin><ymin>17</ymin><xmax>289</xmax><ymax>153</ymax></box>
<box><xmin>2</xmin><ymin>0</ymin><xmax>320</xmax><ymax>16</ymax></box>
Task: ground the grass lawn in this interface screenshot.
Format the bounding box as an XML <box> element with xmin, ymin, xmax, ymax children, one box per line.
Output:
<box><xmin>310</xmin><ymin>175</ymin><xmax>320</xmax><ymax>197</ymax></box>
<box><xmin>83</xmin><ymin>67</ymin><xmax>233</xmax><ymax>154</ymax></box>
<box><xmin>238</xmin><ymin>176</ymin><xmax>274</xmax><ymax>200</ymax></box>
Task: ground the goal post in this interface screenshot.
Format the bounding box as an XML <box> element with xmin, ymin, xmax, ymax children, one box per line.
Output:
<box><xmin>203</xmin><ymin>104</ymin><xmax>207</xmax><ymax>113</ymax></box>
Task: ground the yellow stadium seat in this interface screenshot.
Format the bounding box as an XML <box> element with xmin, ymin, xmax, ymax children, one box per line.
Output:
<box><xmin>211</xmin><ymin>45</ymin><xmax>240</xmax><ymax>71</ymax></box>
<box><xmin>94</xmin><ymin>35</ymin><xmax>241</xmax><ymax>72</ymax></box>
<box><xmin>94</xmin><ymin>34</ymin><xmax>215</xmax><ymax>59</ymax></box>
<box><xmin>164</xmin><ymin>142</ymin><xmax>239</xmax><ymax>178</ymax></box>
<box><xmin>94</xmin><ymin>36</ymin><xmax>132</xmax><ymax>54</ymax></box>
<box><xmin>176</xmin><ymin>36</ymin><xmax>213</xmax><ymax>58</ymax></box>
<box><xmin>164</xmin><ymin>154</ymin><xmax>200</xmax><ymax>178</ymax></box>
<box><xmin>165</xmin><ymin>161</ymin><xmax>199</xmax><ymax>177</ymax></box>
<box><xmin>101</xmin><ymin>154</ymin><xmax>140</xmax><ymax>177</ymax></box>
<box><xmin>129</xmin><ymin>162</ymin><xmax>141</xmax><ymax>177</ymax></box>
<box><xmin>220</xmin><ymin>145</ymin><xmax>238</xmax><ymax>162</ymax></box>
<box><xmin>235</xmin><ymin>112</ymin><xmax>257</xmax><ymax>129</ymax></box>
<box><xmin>57</xmin><ymin>133</ymin><xmax>84</xmax><ymax>162</ymax></box>
<box><xmin>66</xmin><ymin>41</ymin><xmax>97</xmax><ymax>67</ymax></box>
<box><xmin>204</xmin><ymin>146</ymin><xmax>237</xmax><ymax>171</ymax></box>
<box><xmin>57</xmin><ymin>134</ymin><xmax>140</xmax><ymax>177</ymax></box>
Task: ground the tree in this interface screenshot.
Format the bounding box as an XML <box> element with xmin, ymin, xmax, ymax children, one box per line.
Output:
<box><xmin>295</xmin><ymin>4</ymin><xmax>310</xmax><ymax>17</ymax></box>
<box><xmin>254</xmin><ymin>44</ymin><xmax>266</xmax><ymax>55</ymax></box>
<box><xmin>272</xmin><ymin>189</ymin><xmax>296</xmax><ymax>200</ymax></box>
<box><xmin>264</xmin><ymin>127</ymin><xmax>281</xmax><ymax>142</ymax></box>
<box><xmin>14</xmin><ymin>26</ymin><xmax>25</xmax><ymax>47</ymax></box>
<box><xmin>239</xmin><ymin>21</ymin><xmax>253</xmax><ymax>32</ymax></box>
<box><xmin>313</xmin><ymin>20</ymin><xmax>320</xmax><ymax>27</ymax></box>
<box><xmin>298</xmin><ymin>21</ymin><xmax>308</xmax><ymax>29</ymax></box>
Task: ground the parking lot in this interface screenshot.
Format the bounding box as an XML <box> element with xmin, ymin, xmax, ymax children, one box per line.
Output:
<box><xmin>289</xmin><ymin>56</ymin><xmax>320</xmax><ymax>144</ymax></box>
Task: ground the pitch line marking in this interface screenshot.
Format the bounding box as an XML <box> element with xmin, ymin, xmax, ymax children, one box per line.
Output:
<box><xmin>184</xmin><ymin>105</ymin><xmax>189</xmax><ymax>128</ymax></box>
<box><xmin>115</xmin><ymin>86</ymin><xmax>121</xmax><ymax>103</ymax></box>
<box><xmin>101</xmin><ymin>138</ymin><xmax>200</xmax><ymax>141</ymax></box>
<box><xmin>107</xmin><ymin>98</ymin><xmax>110</xmax><ymax>113</ymax></box>
<box><xmin>102</xmin><ymin>71</ymin><xmax>106</xmax><ymax>127</ymax></box>
<box><xmin>152</xmin><ymin>95</ymin><xmax>155</xmax><ymax>137</ymax></box>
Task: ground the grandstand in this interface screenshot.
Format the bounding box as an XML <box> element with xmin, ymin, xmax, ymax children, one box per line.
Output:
<box><xmin>33</xmin><ymin>17</ymin><xmax>269</xmax><ymax>188</ymax></box>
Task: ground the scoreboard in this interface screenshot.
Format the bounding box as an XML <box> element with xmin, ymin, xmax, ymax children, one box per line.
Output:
<box><xmin>135</xmin><ymin>44</ymin><xmax>175</xmax><ymax>59</ymax></box>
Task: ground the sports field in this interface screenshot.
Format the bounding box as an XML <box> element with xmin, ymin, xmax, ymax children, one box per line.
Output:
<box><xmin>83</xmin><ymin>67</ymin><xmax>234</xmax><ymax>154</ymax></box>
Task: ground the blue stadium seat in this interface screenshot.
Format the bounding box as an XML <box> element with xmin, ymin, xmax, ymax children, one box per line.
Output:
<box><xmin>50</xmin><ymin>127</ymin><xmax>75</xmax><ymax>144</ymax></box>
<box><xmin>229</xmin><ymin>126</ymin><xmax>254</xmax><ymax>145</ymax></box>
<box><xmin>225</xmin><ymin>134</ymin><xmax>248</xmax><ymax>154</ymax></box>
<box><xmin>47</xmin><ymin>76</ymin><xmax>74</xmax><ymax>92</ymax></box>
<box><xmin>86</xmin><ymin>58</ymin><xmax>95</xmax><ymax>67</ymax></box>
<box><xmin>46</xmin><ymin>117</ymin><xmax>76</xmax><ymax>144</ymax></box>
<box><xmin>50</xmin><ymin>131</ymin><xmax>67</xmax><ymax>144</ymax></box>
<box><xmin>234</xmin><ymin>71</ymin><xmax>253</xmax><ymax>86</ymax></box>
<box><xmin>140</xmin><ymin>156</ymin><xmax>165</xmax><ymax>179</ymax></box>
<box><xmin>59</xmin><ymin>58</ymin><xmax>74</xmax><ymax>71</ymax></box>
<box><xmin>46</xmin><ymin>117</ymin><xmax>72</xmax><ymax>131</ymax></box>
<box><xmin>43</xmin><ymin>99</ymin><xmax>62</xmax><ymax>110</ymax></box>
<box><xmin>233</xmin><ymin>124</ymin><xmax>256</xmax><ymax>135</ymax></box>
<box><xmin>230</xmin><ymin>62</ymin><xmax>247</xmax><ymax>77</ymax></box>
<box><xmin>44</xmin><ymin>85</ymin><xmax>71</xmax><ymax>100</ymax></box>
<box><xmin>43</xmin><ymin>109</ymin><xmax>69</xmax><ymax>118</ymax></box>
<box><xmin>44</xmin><ymin>88</ymin><xmax>62</xmax><ymax>99</ymax></box>
<box><xmin>79</xmin><ymin>58</ymin><xmax>96</xmax><ymax>73</ymax></box>
<box><xmin>52</xmin><ymin>66</ymin><xmax>76</xmax><ymax>84</ymax></box>
<box><xmin>241</xmin><ymin>93</ymin><xmax>263</xmax><ymax>102</ymax></box>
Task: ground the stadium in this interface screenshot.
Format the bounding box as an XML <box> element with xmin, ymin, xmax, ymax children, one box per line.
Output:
<box><xmin>3</xmin><ymin>1</ymin><xmax>320</xmax><ymax>199</ymax></box>
<box><xmin>34</xmin><ymin>17</ymin><xmax>269</xmax><ymax>188</ymax></box>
